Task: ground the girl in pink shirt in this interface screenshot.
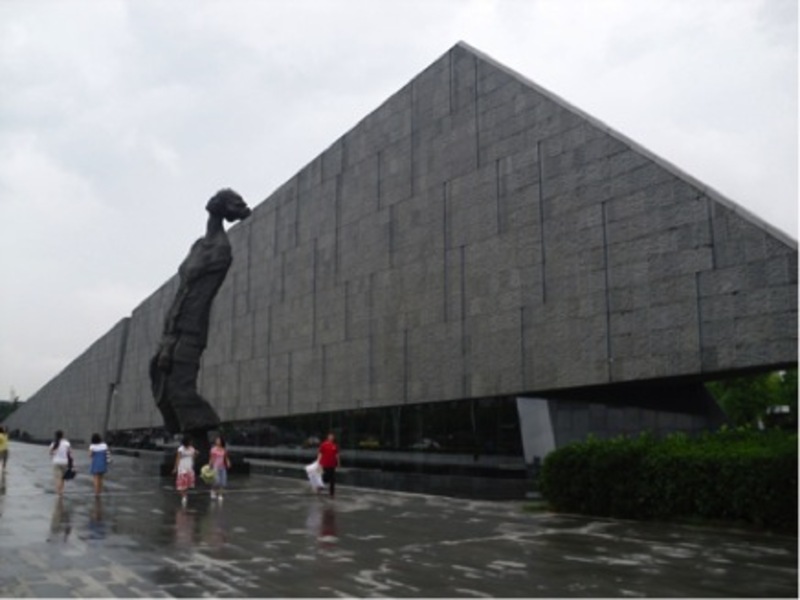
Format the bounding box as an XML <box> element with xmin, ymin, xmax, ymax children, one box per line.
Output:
<box><xmin>208</xmin><ymin>436</ymin><xmax>231</xmax><ymax>501</ymax></box>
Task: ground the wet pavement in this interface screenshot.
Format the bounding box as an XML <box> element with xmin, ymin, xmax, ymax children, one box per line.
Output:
<box><xmin>0</xmin><ymin>441</ymin><xmax>796</xmax><ymax>598</ymax></box>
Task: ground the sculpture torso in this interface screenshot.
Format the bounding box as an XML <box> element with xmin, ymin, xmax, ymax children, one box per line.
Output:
<box><xmin>168</xmin><ymin>232</ymin><xmax>233</xmax><ymax>342</ymax></box>
<box><xmin>150</xmin><ymin>190</ymin><xmax>250</xmax><ymax>435</ymax></box>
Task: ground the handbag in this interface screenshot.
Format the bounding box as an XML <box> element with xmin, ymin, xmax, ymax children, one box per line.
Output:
<box><xmin>200</xmin><ymin>464</ymin><xmax>216</xmax><ymax>484</ymax></box>
<box><xmin>63</xmin><ymin>453</ymin><xmax>76</xmax><ymax>480</ymax></box>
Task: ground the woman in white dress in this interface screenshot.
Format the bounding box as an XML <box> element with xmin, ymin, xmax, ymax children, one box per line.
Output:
<box><xmin>172</xmin><ymin>436</ymin><xmax>198</xmax><ymax>507</ymax></box>
<box><xmin>49</xmin><ymin>430</ymin><xmax>71</xmax><ymax>495</ymax></box>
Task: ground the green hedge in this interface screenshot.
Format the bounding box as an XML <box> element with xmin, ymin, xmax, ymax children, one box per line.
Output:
<box><xmin>539</xmin><ymin>428</ymin><xmax>798</xmax><ymax>533</ymax></box>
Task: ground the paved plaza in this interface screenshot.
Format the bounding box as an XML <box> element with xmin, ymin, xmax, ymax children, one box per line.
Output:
<box><xmin>0</xmin><ymin>441</ymin><xmax>796</xmax><ymax>597</ymax></box>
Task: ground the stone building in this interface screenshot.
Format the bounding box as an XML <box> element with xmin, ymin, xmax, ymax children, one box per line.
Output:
<box><xmin>4</xmin><ymin>43</ymin><xmax>796</xmax><ymax>495</ymax></box>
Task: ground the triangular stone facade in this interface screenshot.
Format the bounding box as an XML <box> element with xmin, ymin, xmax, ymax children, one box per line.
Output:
<box><xmin>5</xmin><ymin>42</ymin><xmax>797</xmax><ymax>440</ymax></box>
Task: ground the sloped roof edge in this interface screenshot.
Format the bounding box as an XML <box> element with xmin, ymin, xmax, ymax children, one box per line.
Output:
<box><xmin>456</xmin><ymin>41</ymin><xmax>797</xmax><ymax>249</ymax></box>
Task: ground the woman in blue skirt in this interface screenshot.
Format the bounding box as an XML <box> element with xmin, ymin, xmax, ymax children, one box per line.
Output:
<box><xmin>88</xmin><ymin>433</ymin><xmax>110</xmax><ymax>495</ymax></box>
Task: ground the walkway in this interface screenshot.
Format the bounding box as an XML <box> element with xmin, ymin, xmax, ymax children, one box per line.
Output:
<box><xmin>0</xmin><ymin>441</ymin><xmax>796</xmax><ymax>597</ymax></box>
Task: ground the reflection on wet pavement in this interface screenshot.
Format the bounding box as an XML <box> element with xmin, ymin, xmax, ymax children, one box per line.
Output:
<box><xmin>48</xmin><ymin>496</ymin><xmax>72</xmax><ymax>543</ymax></box>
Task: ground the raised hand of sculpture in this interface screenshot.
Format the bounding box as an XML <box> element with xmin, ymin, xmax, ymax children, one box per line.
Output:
<box><xmin>150</xmin><ymin>189</ymin><xmax>251</xmax><ymax>435</ymax></box>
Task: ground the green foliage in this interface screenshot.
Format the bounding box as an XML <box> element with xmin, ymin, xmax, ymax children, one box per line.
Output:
<box><xmin>707</xmin><ymin>369</ymin><xmax>798</xmax><ymax>428</ymax></box>
<box><xmin>540</xmin><ymin>428</ymin><xmax>798</xmax><ymax>533</ymax></box>
<box><xmin>0</xmin><ymin>400</ymin><xmax>20</xmax><ymax>422</ymax></box>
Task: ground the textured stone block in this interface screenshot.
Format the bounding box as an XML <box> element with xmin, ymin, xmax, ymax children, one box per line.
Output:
<box><xmin>269</xmin><ymin>294</ymin><xmax>313</xmax><ymax>354</ymax></box>
<box><xmin>297</xmin><ymin>176</ymin><xmax>337</xmax><ymax>246</ymax></box>
<box><xmin>291</xmin><ymin>347</ymin><xmax>323</xmax><ymax>413</ymax></box>
<box><xmin>765</xmin><ymin>254</ymin><xmax>797</xmax><ymax>286</ymax></box>
<box><xmin>248</xmin><ymin>267</ymin><xmax>278</xmax><ymax>314</ymax></box>
<box><xmin>392</xmin><ymin>187</ymin><xmax>445</xmax><ymax>267</ymax></box>
<box><xmin>446</xmin><ymin>165</ymin><xmax>498</xmax><ymax>247</ymax></box>
<box><xmin>414</xmin><ymin>110</ymin><xmax>478</xmax><ymax>189</ymax></box>
<box><xmin>232</xmin><ymin>313</ymin><xmax>254</xmax><ymax>362</ymax></box>
<box><xmin>525</xmin><ymin>312</ymin><xmax>610</xmax><ymax>390</ymax></box>
<box><xmin>480</xmin><ymin>126</ymin><xmax>542</xmax><ymax>167</ymax></box>
<box><xmin>324</xmin><ymin>338</ymin><xmax>370</xmax><ymax>410</ymax></box>
<box><xmin>340</xmin><ymin>156</ymin><xmax>379</xmax><ymax>227</ymax></box>
<box><xmin>215</xmin><ymin>363</ymin><xmax>240</xmax><ymax>410</ymax></box>
<box><xmin>451</xmin><ymin>44</ymin><xmax>478</xmax><ymax>113</ymax></box>
<box><xmin>339</xmin><ymin>209</ymin><xmax>391</xmax><ymax>280</ymax></box>
<box><xmin>283</xmin><ymin>241</ymin><xmax>315</xmax><ymax>300</ymax></box>
<box><xmin>314</xmin><ymin>231</ymin><xmax>338</xmax><ymax>292</ymax></box>
<box><xmin>467</xmin><ymin>310</ymin><xmax>523</xmax><ymax>396</ymax></box>
<box><xmin>501</xmin><ymin>186</ymin><xmax>541</xmax><ymax>239</ymax></box>
<box><xmin>407</xmin><ymin>322</ymin><xmax>463</xmax><ymax>403</ymax></box>
<box><xmin>344</xmin><ymin>275</ymin><xmax>372</xmax><ymax>341</ymax></box>
<box><xmin>698</xmin><ymin>264</ymin><xmax>765</xmax><ymax>297</ymax></box>
<box><xmin>237</xmin><ymin>357</ymin><xmax>269</xmax><ymax>411</ymax></box>
<box><xmin>315</xmin><ymin>287</ymin><xmax>346</xmax><ymax>346</ymax></box>
<box><xmin>647</xmin><ymin>247</ymin><xmax>714</xmax><ymax>279</ymax></box>
<box><xmin>498</xmin><ymin>145</ymin><xmax>540</xmax><ymax>196</ymax></box>
<box><xmin>512</xmin><ymin>223</ymin><xmax>544</xmax><ymax>267</ymax></box>
<box><xmin>379</xmin><ymin>135</ymin><xmax>413</xmax><ymax>208</ymax></box>
<box><xmin>268</xmin><ymin>353</ymin><xmax>290</xmax><ymax>413</ymax></box>
<box><xmin>371</xmin><ymin>330</ymin><xmax>406</xmax><ymax>405</ymax></box>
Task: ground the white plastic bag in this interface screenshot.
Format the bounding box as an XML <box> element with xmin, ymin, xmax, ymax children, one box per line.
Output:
<box><xmin>305</xmin><ymin>460</ymin><xmax>324</xmax><ymax>491</ymax></box>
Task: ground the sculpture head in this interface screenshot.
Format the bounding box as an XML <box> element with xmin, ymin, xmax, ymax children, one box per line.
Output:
<box><xmin>206</xmin><ymin>188</ymin><xmax>252</xmax><ymax>223</ymax></box>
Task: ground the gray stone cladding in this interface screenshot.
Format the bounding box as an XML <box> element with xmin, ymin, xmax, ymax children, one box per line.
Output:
<box><xmin>107</xmin><ymin>278</ymin><xmax>178</xmax><ymax>431</ymax></box>
<box><xmin>4</xmin><ymin>42</ymin><xmax>797</xmax><ymax>437</ymax></box>
<box><xmin>3</xmin><ymin>318</ymin><xmax>129</xmax><ymax>442</ymax></box>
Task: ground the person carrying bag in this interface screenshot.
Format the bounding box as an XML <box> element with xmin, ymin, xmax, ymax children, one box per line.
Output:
<box><xmin>49</xmin><ymin>430</ymin><xmax>73</xmax><ymax>494</ymax></box>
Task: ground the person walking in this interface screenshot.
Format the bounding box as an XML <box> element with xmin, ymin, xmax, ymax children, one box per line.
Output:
<box><xmin>0</xmin><ymin>426</ymin><xmax>8</xmax><ymax>470</ymax></box>
<box><xmin>88</xmin><ymin>433</ymin><xmax>110</xmax><ymax>495</ymax></box>
<box><xmin>173</xmin><ymin>436</ymin><xmax>197</xmax><ymax>507</ymax></box>
<box><xmin>208</xmin><ymin>436</ymin><xmax>231</xmax><ymax>502</ymax></box>
<box><xmin>49</xmin><ymin>430</ymin><xmax>72</xmax><ymax>495</ymax></box>
<box><xmin>317</xmin><ymin>432</ymin><xmax>340</xmax><ymax>498</ymax></box>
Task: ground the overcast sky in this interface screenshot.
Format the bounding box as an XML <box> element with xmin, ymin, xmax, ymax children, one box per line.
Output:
<box><xmin>1</xmin><ymin>0</ymin><xmax>796</xmax><ymax>400</ymax></box>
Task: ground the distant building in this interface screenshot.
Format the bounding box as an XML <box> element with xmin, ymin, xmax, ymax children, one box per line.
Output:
<box><xmin>4</xmin><ymin>43</ymin><xmax>797</xmax><ymax>497</ymax></box>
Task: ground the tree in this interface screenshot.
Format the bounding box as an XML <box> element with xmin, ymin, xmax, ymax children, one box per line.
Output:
<box><xmin>707</xmin><ymin>369</ymin><xmax>798</xmax><ymax>429</ymax></box>
<box><xmin>773</xmin><ymin>369</ymin><xmax>798</xmax><ymax>429</ymax></box>
<box><xmin>0</xmin><ymin>402</ymin><xmax>19</xmax><ymax>422</ymax></box>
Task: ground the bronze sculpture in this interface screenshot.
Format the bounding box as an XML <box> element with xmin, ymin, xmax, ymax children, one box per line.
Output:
<box><xmin>150</xmin><ymin>189</ymin><xmax>251</xmax><ymax>436</ymax></box>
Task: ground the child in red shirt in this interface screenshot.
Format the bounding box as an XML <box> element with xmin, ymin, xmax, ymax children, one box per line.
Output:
<box><xmin>317</xmin><ymin>433</ymin><xmax>340</xmax><ymax>497</ymax></box>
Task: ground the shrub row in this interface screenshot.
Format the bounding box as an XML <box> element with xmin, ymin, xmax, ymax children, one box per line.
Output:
<box><xmin>539</xmin><ymin>428</ymin><xmax>797</xmax><ymax>533</ymax></box>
